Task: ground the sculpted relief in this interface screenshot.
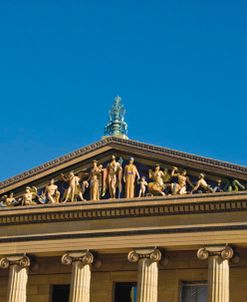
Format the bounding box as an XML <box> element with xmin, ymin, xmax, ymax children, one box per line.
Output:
<box><xmin>0</xmin><ymin>155</ymin><xmax>246</xmax><ymax>207</ymax></box>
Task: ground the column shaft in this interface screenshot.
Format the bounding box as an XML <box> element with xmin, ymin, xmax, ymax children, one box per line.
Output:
<box><xmin>197</xmin><ymin>245</ymin><xmax>233</xmax><ymax>302</ymax></box>
<box><xmin>69</xmin><ymin>261</ymin><xmax>91</xmax><ymax>302</ymax></box>
<box><xmin>208</xmin><ymin>255</ymin><xmax>229</xmax><ymax>302</ymax></box>
<box><xmin>0</xmin><ymin>255</ymin><xmax>30</xmax><ymax>302</ymax></box>
<box><xmin>137</xmin><ymin>258</ymin><xmax>158</xmax><ymax>302</ymax></box>
<box><xmin>61</xmin><ymin>251</ymin><xmax>94</xmax><ymax>302</ymax></box>
<box><xmin>128</xmin><ymin>248</ymin><xmax>162</xmax><ymax>302</ymax></box>
<box><xmin>7</xmin><ymin>265</ymin><xmax>28</xmax><ymax>302</ymax></box>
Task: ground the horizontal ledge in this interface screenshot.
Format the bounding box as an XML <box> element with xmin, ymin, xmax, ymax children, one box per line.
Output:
<box><xmin>0</xmin><ymin>192</ymin><xmax>246</xmax><ymax>226</ymax></box>
<box><xmin>1</xmin><ymin>223</ymin><xmax>247</xmax><ymax>244</ymax></box>
<box><xmin>0</xmin><ymin>229</ymin><xmax>247</xmax><ymax>255</ymax></box>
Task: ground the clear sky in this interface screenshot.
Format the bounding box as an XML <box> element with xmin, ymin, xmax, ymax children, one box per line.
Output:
<box><xmin>0</xmin><ymin>0</ymin><xmax>246</xmax><ymax>181</ymax></box>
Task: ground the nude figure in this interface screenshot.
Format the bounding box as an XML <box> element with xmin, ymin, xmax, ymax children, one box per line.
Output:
<box><xmin>45</xmin><ymin>179</ymin><xmax>60</xmax><ymax>204</ymax></box>
<box><xmin>171</xmin><ymin>167</ymin><xmax>194</xmax><ymax>195</ymax></box>
<box><xmin>61</xmin><ymin>172</ymin><xmax>84</xmax><ymax>202</ymax></box>
<box><xmin>138</xmin><ymin>176</ymin><xmax>148</xmax><ymax>197</ymax></box>
<box><xmin>106</xmin><ymin>155</ymin><xmax>122</xmax><ymax>199</ymax></box>
<box><xmin>22</xmin><ymin>187</ymin><xmax>37</xmax><ymax>206</ymax></box>
<box><xmin>191</xmin><ymin>173</ymin><xmax>214</xmax><ymax>193</ymax></box>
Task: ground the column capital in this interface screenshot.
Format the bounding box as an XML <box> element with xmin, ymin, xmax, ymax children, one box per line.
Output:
<box><xmin>61</xmin><ymin>250</ymin><xmax>94</xmax><ymax>266</ymax></box>
<box><xmin>197</xmin><ymin>245</ymin><xmax>234</xmax><ymax>261</ymax></box>
<box><xmin>0</xmin><ymin>254</ymin><xmax>30</xmax><ymax>269</ymax></box>
<box><xmin>128</xmin><ymin>248</ymin><xmax>162</xmax><ymax>263</ymax></box>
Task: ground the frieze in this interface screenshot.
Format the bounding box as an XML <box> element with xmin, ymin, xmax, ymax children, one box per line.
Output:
<box><xmin>0</xmin><ymin>153</ymin><xmax>246</xmax><ymax>208</ymax></box>
<box><xmin>0</xmin><ymin>137</ymin><xmax>247</xmax><ymax>193</ymax></box>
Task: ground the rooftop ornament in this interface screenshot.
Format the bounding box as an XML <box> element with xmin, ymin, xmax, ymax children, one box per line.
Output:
<box><xmin>103</xmin><ymin>96</ymin><xmax>128</xmax><ymax>139</ymax></box>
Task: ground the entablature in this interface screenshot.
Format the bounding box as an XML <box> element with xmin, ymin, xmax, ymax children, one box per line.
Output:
<box><xmin>0</xmin><ymin>192</ymin><xmax>247</xmax><ymax>226</ymax></box>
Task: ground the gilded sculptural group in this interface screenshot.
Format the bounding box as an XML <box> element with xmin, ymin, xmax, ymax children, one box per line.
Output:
<box><xmin>0</xmin><ymin>156</ymin><xmax>246</xmax><ymax>207</ymax></box>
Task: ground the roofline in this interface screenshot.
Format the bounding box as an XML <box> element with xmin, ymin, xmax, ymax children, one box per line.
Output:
<box><xmin>0</xmin><ymin>136</ymin><xmax>246</xmax><ymax>191</ymax></box>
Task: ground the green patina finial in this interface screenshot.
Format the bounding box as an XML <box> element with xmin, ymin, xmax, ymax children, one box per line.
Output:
<box><xmin>103</xmin><ymin>96</ymin><xmax>128</xmax><ymax>139</ymax></box>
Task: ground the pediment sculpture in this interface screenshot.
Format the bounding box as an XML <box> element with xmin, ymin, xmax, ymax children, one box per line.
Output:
<box><xmin>0</xmin><ymin>155</ymin><xmax>246</xmax><ymax>208</ymax></box>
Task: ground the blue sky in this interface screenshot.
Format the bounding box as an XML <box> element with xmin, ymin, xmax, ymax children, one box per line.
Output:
<box><xmin>0</xmin><ymin>0</ymin><xmax>246</xmax><ymax>180</ymax></box>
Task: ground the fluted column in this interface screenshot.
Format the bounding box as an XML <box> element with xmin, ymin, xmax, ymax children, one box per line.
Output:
<box><xmin>0</xmin><ymin>255</ymin><xmax>30</xmax><ymax>302</ymax></box>
<box><xmin>61</xmin><ymin>251</ymin><xmax>94</xmax><ymax>302</ymax></box>
<box><xmin>197</xmin><ymin>245</ymin><xmax>234</xmax><ymax>302</ymax></box>
<box><xmin>128</xmin><ymin>248</ymin><xmax>162</xmax><ymax>302</ymax></box>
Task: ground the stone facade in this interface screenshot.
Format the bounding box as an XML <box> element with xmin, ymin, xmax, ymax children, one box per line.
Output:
<box><xmin>0</xmin><ymin>138</ymin><xmax>247</xmax><ymax>302</ymax></box>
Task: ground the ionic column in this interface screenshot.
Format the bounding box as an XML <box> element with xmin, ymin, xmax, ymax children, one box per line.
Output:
<box><xmin>197</xmin><ymin>245</ymin><xmax>234</xmax><ymax>302</ymax></box>
<box><xmin>0</xmin><ymin>254</ymin><xmax>30</xmax><ymax>302</ymax></box>
<box><xmin>128</xmin><ymin>248</ymin><xmax>162</xmax><ymax>302</ymax></box>
<box><xmin>61</xmin><ymin>251</ymin><xmax>94</xmax><ymax>302</ymax></box>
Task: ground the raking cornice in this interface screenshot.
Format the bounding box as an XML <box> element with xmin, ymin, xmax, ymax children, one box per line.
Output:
<box><xmin>0</xmin><ymin>137</ymin><xmax>247</xmax><ymax>192</ymax></box>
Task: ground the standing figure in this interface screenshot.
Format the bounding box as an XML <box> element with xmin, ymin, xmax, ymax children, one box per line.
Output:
<box><xmin>138</xmin><ymin>176</ymin><xmax>148</xmax><ymax>197</ymax></box>
<box><xmin>170</xmin><ymin>167</ymin><xmax>194</xmax><ymax>195</ymax></box>
<box><xmin>191</xmin><ymin>173</ymin><xmax>214</xmax><ymax>193</ymax></box>
<box><xmin>148</xmin><ymin>164</ymin><xmax>169</xmax><ymax>196</ymax></box>
<box><xmin>45</xmin><ymin>179</ymin><xmax>61</xmax><ymax>204</ymax></box>
<box><xmin>117</xmin><ymin>157</ymin><xmax>124</xmax><ymax>198</ymax></box>
<box><xmin>61</xmin><ymin>172</ymin><xmax>85</xmax><ymax>202</ymax></box>
<box><xmin>22</xmin><ymin>186</ymin><xmax>38</xmax><ymax>205</ymax></box>
<box><xmin>90</xmin><ymin>160</ymin><xmax>103</xmax><ymax>201</ymax></box>
<box><xmin>123</xmin><ymin>157</ymin><xmax>140</xmax><ymax>198</ymax></box>
<box><xmin>106</xmin><ymin>155</ymin><xmax>123</xmax><ymax>199</ymax></box>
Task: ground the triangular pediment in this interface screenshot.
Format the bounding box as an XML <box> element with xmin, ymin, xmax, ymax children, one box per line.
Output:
<box><xmin>0</xmin><ymin>137</ymin><xmax>247</xmax><ymax>204</ymax></box>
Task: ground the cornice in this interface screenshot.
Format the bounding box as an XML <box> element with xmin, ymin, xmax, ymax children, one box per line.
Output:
<box><xmin>0</xmin><ymin>192</ymin><xmax>246</xmax><ymax>226</ymax></box>
<box><xmin>0</xmin><ymin>139</ymin><xmax>111</xmax><ymax>190</ymax></box>
<box><xmin>0</xmin><ymin>136</ymin><xmax>246</xmax><ymax>191</ymax></box>
<box><xmin>111</xmin><ymin>138</ymin><xmax>247</xmax><ymax>174</ymax></box>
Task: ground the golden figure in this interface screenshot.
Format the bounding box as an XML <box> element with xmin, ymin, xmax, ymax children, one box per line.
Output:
<box><xmin>191</xmin><ymin>173</ymin><xmax>214</xmax><ymax>193</ymax></box>
<box><xmin>61</xmin><ymin>171</ymin><xmax>86</xmax><ymax>202</ymax></box>
<box><xmin>89</xmin><ymin>160</ymin><xmax>103</xmax><ymax>201</ymax></box>
<box><xmin>106</xmin><ymin>155</ymin><xmax>123</xmax><ymax>198</ymax></box>
<box><xmin>170</xmin><ymin>167</ymin><xmax>194</xmax><ymax>195</ymax></box>
<box><xmin>148</xmin><ymin>165</ymin><xmax>170</xmax><ymax>196</ymax></box>
<box><xmin>0</xmin><ymin>193</ymin><xmax>18</xmax><ymax>207</ymax></box>
<box><xmin>226</xmin><ymin>179</ymin><xmax>245</xmax><ymax>192</ymax></box>
<box><xmin>45</xmin><ymin>179</ymin><xmax>60</xmax><ymax>204</ymax></box>
<box><xmin>22</xmin><ymin>186</ymin><xmax>38</xmax><ymax>206</ymax></box>
<box><xmin>98</xmin><ymin>164</ymin><xmax>107</xmax><ymax>197</ymax></box>
<box><xmin>138</xmin><ymin>176</ymin><xmax>148</xmax><ymax>197</ymax></box>
<box><xmin>123</xmin><ymin>157</ymin><xmax>140</xmax><ymax>198</ymax></box>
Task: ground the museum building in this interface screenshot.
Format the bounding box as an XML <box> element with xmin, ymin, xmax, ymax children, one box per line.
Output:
<box><xmin>0</xmin><ymin>97</ymin><xmax>247</xmax><ymax>302</ymax></box>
